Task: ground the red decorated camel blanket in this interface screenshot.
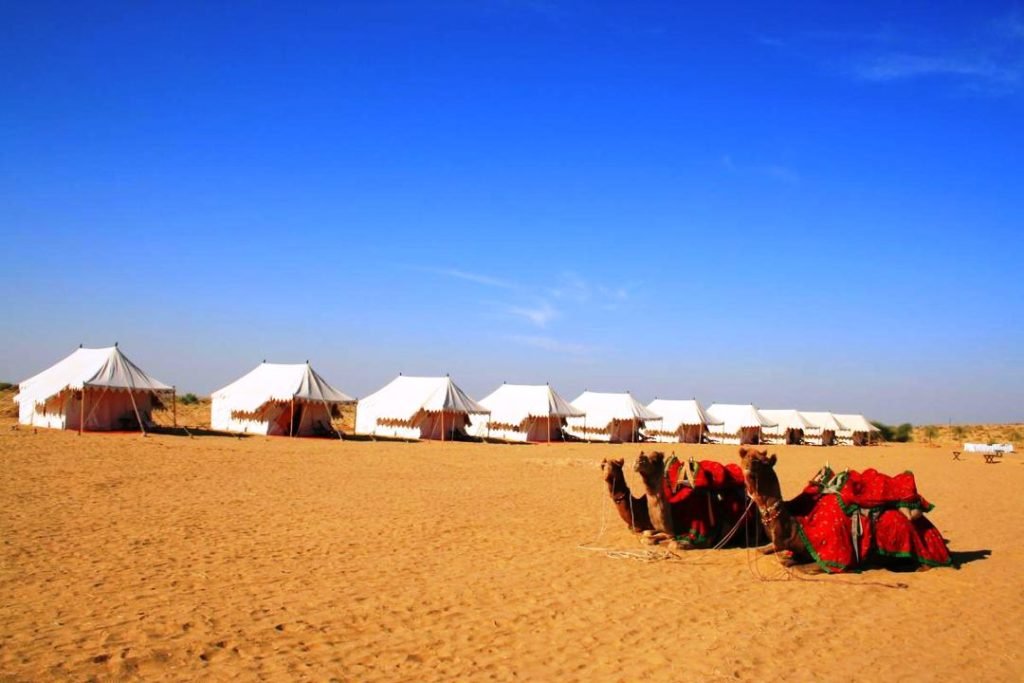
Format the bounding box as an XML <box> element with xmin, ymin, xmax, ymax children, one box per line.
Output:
<box><xmin>662</xmin><ymin>456</ymin><xmax>753</xmax><ymax>547</ymax></box>
<box><xmin>786</xmin><ymin>466</ymin><xmax>951</xmax><ymax>573</ymax></box>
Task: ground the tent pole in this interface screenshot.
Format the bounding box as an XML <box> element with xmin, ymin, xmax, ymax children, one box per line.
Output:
<box><xmin>173</xmin><ymin>387</ymin><xmax>177</xmax><ymax>428</ymax></box>
<box><xmin>79</xmin><ymin>388</ymin><xmax>85</xmax><ymax>435</ymax></box>
<box><xmin>441</xmin><ymin>411</ymin><xmax>444</xmax><ymax>443</ymax></box>
<box><xmin>323</xmin><ymin>399</ymin><xmax>341</xmax><ymax>439</ymax></box>
<box><xmin>290</xmin><ymin>398</ymin><xmax>296</xmax><ymax>437</ymax></box>
<box><xmin>122</xmin><ymin>363</ymin><xmax>146</xmax><ymax>436</ymax></box>
<box><xmin>126</xmin><ymin>387</ymin><xmax>146</xmax><ymax>436</ymax></box>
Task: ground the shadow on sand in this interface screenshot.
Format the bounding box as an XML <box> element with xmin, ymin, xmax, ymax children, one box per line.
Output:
<box><xmin>148</xmin><ymin>426</ymin><xmax>252</xmax><ymax>439</ymax></box>
<box><xmin>949</xmin><ymin>548</ymin><xmax>992</xmax><ymax>569</ymax></box>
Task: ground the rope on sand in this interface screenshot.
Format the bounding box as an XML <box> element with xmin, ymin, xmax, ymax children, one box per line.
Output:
<box><xmin>577</xmin><ymin>482</ymin><xmax>753</xmax><ymax>564</ymax></box>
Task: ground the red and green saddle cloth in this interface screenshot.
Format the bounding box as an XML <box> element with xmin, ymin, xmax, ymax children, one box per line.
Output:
<box><xmin>787</xmin><ymin>466</ymin><xmax>951</xmax><ymax>573</ymax></box>
<box><xmin>662</xmin><ymin>456</ymin><xmax>750</xmax><ymax>547</ymax></box>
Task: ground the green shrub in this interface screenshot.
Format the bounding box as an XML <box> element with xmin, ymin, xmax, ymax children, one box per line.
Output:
<box><xmin>895</xmin><ymin>423</ymin><xmax>914</xmax><ymax>442</ymax></box>
<box><xmin>871</xmin><ymin>421</ymin><xmax>914</xmax><ymax>443</ymax></box>
<box><xmin>0</xmin><ymin>382</ymin><xmax>14</xmax><ymax>391</ymax></box>
<box><xmin>179</xmin><ymin>393</ymin><xmax>199</xmax><ymax>405</ymax></box>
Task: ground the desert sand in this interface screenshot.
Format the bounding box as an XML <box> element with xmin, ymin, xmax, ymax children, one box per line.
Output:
<box><xmin>1</xmin><ymin>419</ymin><xmax>1022</xmax><ymax>682</ymax></box>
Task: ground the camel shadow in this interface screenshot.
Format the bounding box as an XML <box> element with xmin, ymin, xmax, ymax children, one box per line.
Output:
<box><xmin>949</xmin><ymin>549</ymin><xmax>992</xmax><ymax>569</ymax></box>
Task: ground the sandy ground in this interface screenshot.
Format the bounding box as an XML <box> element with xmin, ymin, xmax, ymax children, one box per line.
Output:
<box><xmin>1</xmin><ymin>421</ymin><xmax>1022</xmax><ymax>682</ymax></box>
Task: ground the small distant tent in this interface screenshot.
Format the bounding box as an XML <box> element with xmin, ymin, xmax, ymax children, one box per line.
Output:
<box><xmin>834</xmin><ymin>413</ymin><xmax>881</xmax><ymax>446</ymax></box>
<box><xmin>799</xmin><ymin>411</ymin><xmax>843</xmax><ymax>446</ymax></box>
<box><xmin>355</xmin><ymin>375</ymin><xmax>489</xmax><ymax>441</ymax></box>
<box><xmin>467</xmin><ymin>383</ymin><xmax>584</xmax><ymax>442</ymax></box>
<box><xmin>211</xmin><ymin>362</ymin><xmax>354</xmax><ymax>437</ymax></box>
<box><xmin>643</xmin><ymin>399</ymin><xmax>720</xmax><ymax>443</ymax></box>
<box><xmin>14</xmin><ymin>345</ymin><xmax>173</xmax><ymax>433</ymax></box>
<box><xmin>705</xmin><ymin>404</ymin><xmax>776</xmax><ymax>445</ymax></box>
<box><xmin>564</xmin><ymin>391</ymin><xmax>661</xmax><ymax>443</ymax></box>
<box><xmin>760</xmin><ymin>409</ymin><xmax>814</xmax><ymax>445</ymax></box>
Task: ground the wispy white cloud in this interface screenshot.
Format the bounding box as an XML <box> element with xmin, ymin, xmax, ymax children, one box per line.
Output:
<box><xmin>755</xmin><ymin>34</ymin><xmax>786</xmax><ymax>48</ymax></box>
<box><xmin>549</xmin><ymin>272</ymin><xmax>635</xmax><ymax>310</ymax></box>
<box><xmin>509</xmin><ymin>334</ymin><xmax>593</xmax><ymax>356</ymax></box>
<box><xmin>507</xmin><ymin>300</ymin><xmax>558</xmax><ymax>327</ymax></box>
<box><xmin>851</xmin><ymin>53</ymin><xmax>1020</xmax><ymax>86</ymax></box>
<box><xmin>721</xmin><ymin>154</ymin><xmax>800</xmax><ymax>185</ymax></box>
<box><xmin>549</xmin><ymin>271</ymin><xmax>591</xmax><ymax>302</ymax></box>
<box><xmin>760</xmin><ymin>12</ymin><xmax>1024</xmax><ymax>95</ymax></box>
<box><xmin>598</xmin><ymin>285</ymin><xmax>629</xmax><ymax>302</ymax></box>
<box><xmin>419</xmin><ymin>265</ymin><xmax>635</xmax><ymax>337</ymax></box>
<box><xmin>423</xmin><ymin>267</ymin><xmax>518</xmax><ymax>290</ymax></box>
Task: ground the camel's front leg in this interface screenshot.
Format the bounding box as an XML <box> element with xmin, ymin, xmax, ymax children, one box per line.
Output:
<box><xmin>640</xmin><ymin>530</ymin><xmax>673</xmax><ymax>545</ymax></box>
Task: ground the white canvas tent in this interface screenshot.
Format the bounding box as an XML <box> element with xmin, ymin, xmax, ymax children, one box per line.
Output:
<box><xmin>355</xmin><ymin>375</ymin><xmax>489</xmax><ymax>441</ymax></box>
<box><xmin>760</xmin><ymin>409</ymin><xmax>814</xmax><ymax>445</ymax></box>
<box><xmin>643</xmin><ymin>399</ymin><xmax>720</xmax><ymax>443</ymax></box>
<box><xmin>705</xmin><ymin>404</ymin><xmax>776</xmax><ymax>445</ymax></box>
<box><xmin>564</xmin><ymin>391</ymin><xmax>661</xmax><ymax>443</ymax></box>
<box><xmin>799</xmin><ymin>411</ymin><xmax>843</xmax><ymax>446</ymax></box>
<box><xmin>14</xmin><ymin>345</ymin><xmax>173</xmax><ymax>433</ymax></box>
<box><xmin>834</xmin><ymin>413</ymin><xmax>880</xmax><ymax>446</ymax></box>
<box><xmin>467</xmin><ymin>383</ymin><xmax>584</xmax><ymax>442</ymax></box>
<box><xmin>211</xmin><ymin>362</ymin><xmax>354</xmax><ymax>437</ymax></box>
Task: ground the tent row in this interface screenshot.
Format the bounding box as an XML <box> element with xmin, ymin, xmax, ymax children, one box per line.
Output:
<box><xmin>12</xmin><ymin>345</ymin><xmax>879</xmax><ymax>445</ymax></box>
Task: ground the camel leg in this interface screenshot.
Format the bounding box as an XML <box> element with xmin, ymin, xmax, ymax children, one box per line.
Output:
<box><xmin>758</xmin><ymin>544</ymin><xmax>780</xmax><ymax>555</ymax></box>
<box><xmin>640</xmin><ymin>531</ymin><xmax>672</xmax><ymax>545</ymax></box>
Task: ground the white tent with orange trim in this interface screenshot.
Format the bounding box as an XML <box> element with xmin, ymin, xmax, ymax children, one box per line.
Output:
<box><xmin>467</xmin><ymin>383</ymin><xmax>584</xmax><ymax>442</ymax></box>
<box><xmin>564</xmin><ymin>391</ymin><xmax>661</xmax><ymax>443</ymax></box>
<box><xmin>760</xmin><ymin>409</ymin><xmax>814</xmax><ymax>445</ymax></box>
<box><xmin>14</xmin><ymin>345</ymin><xmax>173</xmax><ymax>432</ymax></box>
<box><xmin>705</xmin><ymin>403</ymin><xmax>776</xmax><ymax>445</ymax></box>
<box><xmin>834</xmin><ymin>413</ymin><xmax>880</xmax><ymax>446</ymax></box>
<box><xmin>799</xmin><ymin>411</ymin><xmax>843</xmax><ymax>446</ymax></box>
<box><xmin>643</xmin><ymin>399</ymin><xmax>720</xmax><ymax>443</ymax></box>
<box><xmin>211</xmin><ymin>362</ymin><xmax>354</xmax><ymax>437</ymax></box>
<box><xmin>355</xmin><ymin>375</ymin><xmax>489</xmax><ymax>441</ymax></box>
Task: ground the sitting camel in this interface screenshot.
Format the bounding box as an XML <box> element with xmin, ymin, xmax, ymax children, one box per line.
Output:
<box><xmin>633</xmin><ymin>451</ymin><xmax>676</xmax><ymax>543</ymax></box>
<box><xmin>737</xmin><ymin>446</ymin><xmax>804</xmax><ymax>562</ymax></box>
<box><xmin>738</xmin><ymin>446</ymin><xmax>951</xmax><ymax>572</ymax></box>
<box><xmin>600</xmin><ymin>458</ymin><xmax>652</xmax><ymax>533</ymax></box>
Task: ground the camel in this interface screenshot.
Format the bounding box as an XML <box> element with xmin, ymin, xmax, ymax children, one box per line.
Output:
<box><xmin>736</xmin><ymin>446</ymin><xmax>806</xmax><ymax>563</ymax></box>
<box><xmin>633</xmin><ymin>451</ymin><xmax>676</xmax><ymax>542</ymax></box>
<box><xmin>600</xmin><ymin>458</ymin><xmax>652</xmax><ymax>532</ymax></box>
<box><xmin>738</xmin><ymin>446</ymin><xmax>950</xmax><ymax>572</ymax></box>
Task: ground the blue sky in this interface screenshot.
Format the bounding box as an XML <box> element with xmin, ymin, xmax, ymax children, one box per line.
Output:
<box><xmin>2</xmin><ymin>2</ymin><xmax>1022</xmax><ymax>423</ymax></box>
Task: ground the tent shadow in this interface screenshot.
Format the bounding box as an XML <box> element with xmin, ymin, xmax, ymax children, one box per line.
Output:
<box><xmin>949</xmin><ymin>549</ymin><xmax>992</xmax><ymax>569</ymax></box>
<box><xmin>339</xmin><ymin>433</ymin><xmax>415</xmax><ymax>443</ymax></box>
<box><xmin>149</xmin><ymin>426</ymin><xmax>252</xmax><ymax>439</ymax></box>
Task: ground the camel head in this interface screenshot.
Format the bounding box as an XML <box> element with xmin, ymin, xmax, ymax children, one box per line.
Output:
<box><xmin>601</xmin><ymin>458</ymin><xmax>625</xmax><ymax>482</ymax></box>
<box><xmin>738</xmin><ymin>446</ymin><xmax>782</xmax><ymax>501</ymax></box>
<box><xmin>633</xmin><ymin>451</ymin><xmax>666</xmax><ymax>485</ymax></box>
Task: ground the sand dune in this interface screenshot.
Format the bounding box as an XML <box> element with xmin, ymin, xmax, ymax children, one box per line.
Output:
<box><xmin>1</xmin><ymin>419</ymin><xmax>1021</xmax><ymax>681</ymax></box>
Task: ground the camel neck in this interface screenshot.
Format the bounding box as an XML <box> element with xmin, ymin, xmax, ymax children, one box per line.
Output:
<box><xmin>608</xmin><ymin>473</ymin><xmax>630</xmax><ymax>499</ymax></box>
